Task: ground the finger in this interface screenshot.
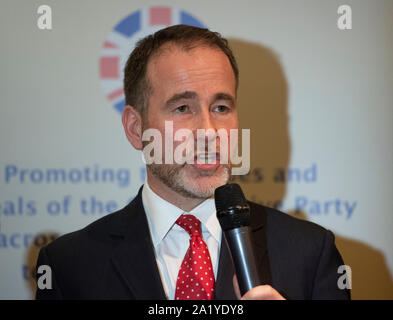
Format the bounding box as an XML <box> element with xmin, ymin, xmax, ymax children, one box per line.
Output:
<box><xmin>241</xmin><ymin>285</ymin><xmax>286</xmax><ymax>300</ymax></box>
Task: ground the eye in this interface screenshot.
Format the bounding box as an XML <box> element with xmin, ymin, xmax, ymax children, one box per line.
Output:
<box><xmin>175</xmin><ymin>105</ymin><xmax>189</xmax><ymax>113</ymax></box>
<box><xmin>214</xmin><ymin>105</ymin><xmax>230</xmax><ymax>113</ymax></box>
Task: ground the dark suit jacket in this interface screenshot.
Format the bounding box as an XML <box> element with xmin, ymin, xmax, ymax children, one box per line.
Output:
<box><xmin>35</xmin><ymin>186</ymin><xmax>350</xmax><ymax>300</ymax></box>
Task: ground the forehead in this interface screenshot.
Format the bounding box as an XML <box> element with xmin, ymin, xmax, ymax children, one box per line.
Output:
<box><xmin>146</xmin><ymin>43</ymin><xmax>236</xmax><ymax>97</ymax></box>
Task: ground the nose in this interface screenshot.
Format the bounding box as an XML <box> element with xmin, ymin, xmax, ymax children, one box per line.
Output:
<box><xmin>194</xmin><ymin>107</ymin><xmax>218</xmax><ymax>150</ymax></box>
<box><xmin>197</xmin><ymin>107</ymin><xmax>215</xmax><ymax>130</ymax></box>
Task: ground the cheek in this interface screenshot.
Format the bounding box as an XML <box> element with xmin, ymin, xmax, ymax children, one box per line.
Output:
<box><xmin>230</xmin><ymin>114</ymin><xmax>239</xmax><ymax>128</ymax></box>
<box><xmin>220</xmin><ymin>119</ymin><xmax>239</xmax><ymax>134</ymax></box>
<box><xmin>144</xmin><ymin>111</ymin><xmax>167</xmax><ymax>131</ymax></box>
<box><xmin>219</xmin><ymin>112</ymin><xmax>239</xmax><ymax>129</ymax></box>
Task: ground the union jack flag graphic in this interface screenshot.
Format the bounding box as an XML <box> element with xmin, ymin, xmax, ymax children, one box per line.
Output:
<box><xmin>99</xmin><ymin>6</ymin><xmax>206</xmax><ymax>114</ymax></box>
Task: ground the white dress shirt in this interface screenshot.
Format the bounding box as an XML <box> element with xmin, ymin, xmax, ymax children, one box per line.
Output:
<box><xmin>142</xmin><ymin>181</ymin><xmax>222</xmax><ymax>300</ymax></box>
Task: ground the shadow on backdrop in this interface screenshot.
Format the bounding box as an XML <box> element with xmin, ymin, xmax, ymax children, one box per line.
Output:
<box><xmin>290</xmin><ymin>210</ymin><xmax>393</xmax><ymax>299</ymax></box>
<box><xmin>229</xmin><ymin>38</ymin><xmax>393</xmax><ymax>299</ymax></box>
<box><xmin>229</xmin><ymin>38</ymin><xmax>290</xmax><ymax>206</ymax></box>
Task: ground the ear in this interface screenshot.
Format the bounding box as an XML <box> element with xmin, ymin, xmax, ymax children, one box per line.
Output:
<box><xmin>122</xmin><ymin>105</ymin><xmax>143</xmax><ymax>150</ymax></box>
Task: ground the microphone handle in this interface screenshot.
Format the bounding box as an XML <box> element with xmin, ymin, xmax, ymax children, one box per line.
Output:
<box><xmin>224</xmin><ymin>226</ymin><xmax>261</xmax><ymax>296</ymax></box>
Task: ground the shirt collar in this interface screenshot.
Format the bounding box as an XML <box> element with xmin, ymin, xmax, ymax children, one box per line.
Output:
<box><xmin>142</xmin><ymin>181</ymin><xmax>221</xmax><ymax>248</ymax></box>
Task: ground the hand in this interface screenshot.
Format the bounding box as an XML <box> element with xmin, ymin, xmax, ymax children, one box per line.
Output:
<box><xmin>233</xmin><ymin>274</ymin><xmax>286</xmax><ymax>300</ymax></box>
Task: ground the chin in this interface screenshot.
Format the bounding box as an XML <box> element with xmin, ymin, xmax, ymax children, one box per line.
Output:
<box><xmin>148</xmin><ymin>163</ymin><xmax>230</xmax><ymax>200</ymax></box>
<box><xmin>180</xmin><ymin>165</ymin><xmax>230</xmax><ymax>199</ymax></box>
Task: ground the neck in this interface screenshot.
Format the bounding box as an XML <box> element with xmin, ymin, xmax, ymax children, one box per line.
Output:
<box><xmin>146</xmin><ymin>170</ymin><xmax>206</xmax><ymax>212</ymax></box>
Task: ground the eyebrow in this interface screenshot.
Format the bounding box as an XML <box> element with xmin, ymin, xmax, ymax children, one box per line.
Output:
<box><xmin>165</xmin><ymin>91</ymin><xmax>198</xmax><ymax>108</ymax></box>
<box><xmin>212</xmin><ymin>93</ymin><xmax>235</xmax><ymax>106</ymax></box>
<box><xmin>164</xmin><ymin>91</ymin><xmax>235</xmax><ymax>108</ymax></box>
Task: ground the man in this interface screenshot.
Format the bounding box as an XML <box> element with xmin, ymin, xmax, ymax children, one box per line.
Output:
<box><xmin>35</xmin><ymin>25</ymin><xmax>350</xmax><ymax>300</ymax></box>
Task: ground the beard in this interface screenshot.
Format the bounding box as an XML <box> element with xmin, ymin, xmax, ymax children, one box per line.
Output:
<box><xmin>141</xmin><ymin>117</ymin><xmax>232</xmax><ymax>199</ymax></box>
<box><xmin>147</xmin><ymin>162</ymin><xmax>230</xmax><ymax>199</ymax></box>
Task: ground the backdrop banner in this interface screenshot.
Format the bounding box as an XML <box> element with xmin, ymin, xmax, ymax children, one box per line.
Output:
<box><xmin>0</xmin><ymin>0</ymin><xmax>392</xmax><ymax>299</ymax></box>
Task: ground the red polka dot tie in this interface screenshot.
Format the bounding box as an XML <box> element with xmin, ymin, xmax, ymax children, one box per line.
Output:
<box><xmin>174</xmin><ymin>214</ymin><xmax>215</xmax><ymax>300</ymax></box>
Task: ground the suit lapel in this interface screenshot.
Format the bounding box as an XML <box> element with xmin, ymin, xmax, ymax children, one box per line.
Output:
<box><xmin>249</xmin><ymin>202</ymin><xmax>272</xmax><ymax>286</ymax></box>
<box><xmin>109</xmin><ymin>188</ymin><xmax>167</xmax><ymax>300</ymax></box>
<box><xmin>214</xmin><ymin>236</ymin><xmax>237</xmax><ymax>299</ymax></box>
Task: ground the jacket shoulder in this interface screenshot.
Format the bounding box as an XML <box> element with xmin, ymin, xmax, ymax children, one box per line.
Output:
<box><xmin>38</xmin><ymin>200</ymin><xmax>136</xmax><ymax>283</ymax></box>
<box><xmin>248</xmin><ymin>202</ymin><xmax>347</xmax><ymax>299</ymax></box>
<box><xmin>35</xmin><ymin>205</ymin><xmax>133</xmax><ymax>299</ymax></box>
<box><xmin>44</xmin><ymin>207</ymin><xmax>125</xmax><ymax>253</ymax></box>
<box><xmin>249</xmin><ymin>201</ymin><xmax>328</xmax><ymax>242</ymax></box>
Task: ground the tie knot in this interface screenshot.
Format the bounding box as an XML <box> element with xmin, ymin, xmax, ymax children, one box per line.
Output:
<box><xmin>176</xmin><ymin>214</ymin><xmax>202</xmax><ymax>238</ymax></box>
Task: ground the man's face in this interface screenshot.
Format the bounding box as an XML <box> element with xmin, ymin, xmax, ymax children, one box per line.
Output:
<box><xmin>143</xmin><ymin>44</ymin><xmax>238</xmax><ymax>199</ymax></box>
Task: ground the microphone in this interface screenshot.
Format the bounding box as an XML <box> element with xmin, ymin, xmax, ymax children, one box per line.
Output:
<box><xmin>215</xmin><ymin>183</ymin><xmax>261</xmax><ymax>296</ymax></box>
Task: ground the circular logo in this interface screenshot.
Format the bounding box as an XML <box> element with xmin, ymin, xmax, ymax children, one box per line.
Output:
<box><xmin>99</xmin><ymin>6</ymin><xmax>206</xmax><ymax>114</ymax></box>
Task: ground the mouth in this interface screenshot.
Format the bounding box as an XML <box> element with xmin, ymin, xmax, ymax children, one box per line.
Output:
<box><xmin>193</xmin><ymin>153</ymin><xmax>220</xmax><ymax>170</ymax></box>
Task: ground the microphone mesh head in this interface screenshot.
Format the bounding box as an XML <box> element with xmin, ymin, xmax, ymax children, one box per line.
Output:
<box><xmin>214</xmin><ymin>183</ymin><xmax>247</xmax><ymax>213</ymax></box>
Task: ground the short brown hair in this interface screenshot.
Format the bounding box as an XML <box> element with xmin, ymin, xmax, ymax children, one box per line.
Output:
<box><xmin>123</xmin><ymin>24</ymin><xmax>239</xmax><ymax>115</ymax></box>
